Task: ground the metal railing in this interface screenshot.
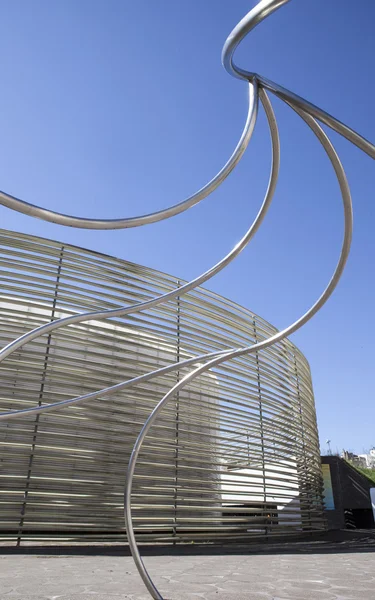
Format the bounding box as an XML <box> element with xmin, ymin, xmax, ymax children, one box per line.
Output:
<box><xmin>0</xmin><ymin>1</ymin><xmax>374</xmax><ymax>598</ymax></box>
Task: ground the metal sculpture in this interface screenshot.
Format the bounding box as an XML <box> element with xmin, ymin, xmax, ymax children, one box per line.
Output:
<box><xmin>0</xmin><ymin>0</ymin><xmax>373</xmax><ymax>598</ymax></box>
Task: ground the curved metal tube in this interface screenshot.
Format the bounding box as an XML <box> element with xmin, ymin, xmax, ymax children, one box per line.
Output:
<box><xmin>222</xmin><ymin>0</ymin><xmax>290</xmax><ymax>81</ymax></box>
<box><xmin>0</xmin><ymin>1</ymin><xmax>373</xmax><ymax>599</ymax></box>
<box><xmin>222</xmin><ymin>0</ymin><xmax>375</xmax><ymax>158</ymax></box>
<box><xmin>0</xmin><ymin>82</ymin><xmax>257</xmax><ymax>361</ymax></box>
<box><xmin>0</xmin><ymin>85</ymin><xmax>278</xmax><ymax>418</ymax></box>
<box><xmin>0</xmin><ymin>82</ymin><xmax>255</xmax><ymax>229</ymax></box>
<box><xmin>0</xmin><ymin>348</ymin><xmax>227</xmax><ymax>420</ymax></box>
<box><xmin>257</xmin><ymin>74</ymin><xmax>375</xmax><ymax>159</ymax></box>
<box><xmin>124</xmin><ymin>104</ymin><xmax>353</xmax><ymax>600</ymax></box>
<box><xmin>0</xmin><ymin>84</ymin><xmax>261</xmax><ymax>364</ymax></box>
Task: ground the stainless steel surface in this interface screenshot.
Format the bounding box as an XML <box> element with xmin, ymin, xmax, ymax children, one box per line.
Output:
<box><xmin>0</xmin><ymin>83</ymin><xmax>260</xmax><ymax>367</ymax></box>
<box><xmin>0</xmin><ymin>86</ymin><xmax>276</xmax><ymax>420</ymax></box>
<box><xmin>124</xmin><ymin>106</ymin><xmax>353</xmax><ymax>600</ymax></box>
<box><xmin>222</xmin><ymin>0</ymin><xmax>290</xmax><ymax>81</ymax></box>
<box><xmin>0</xmin><ymin>1</ymin><xmax>373</xmax><ymax>599</ymax></box>
<box><xmin>0</xmin><ymin>230</ymin><xmax>322</xmax><ymax>551</ymax></box>
<box><xmin>222</xmin><ymin>0</ymin><xmax>375</xmax><ymax>158</ymax></box>
<box><xmin>0</xmin><ymin>82</ymin><xmax>255</xmax><ymax>228</ymax></box>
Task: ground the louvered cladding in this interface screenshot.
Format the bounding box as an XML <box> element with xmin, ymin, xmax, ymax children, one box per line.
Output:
<box><xmin>0</xmin><ymin>229</ymin><xmax>325</xmax><ymax>545</ymax></box>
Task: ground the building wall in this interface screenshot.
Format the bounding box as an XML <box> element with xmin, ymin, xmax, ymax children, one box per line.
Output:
<box><xmin>0</xmin><ymin>229</ymin><xmax>325</xmax><ymax>544</ymax></box>
<box><xmin>322</xmin><ymin>456</ymin><xmax>375</xmax><ymax>530</ymax></box>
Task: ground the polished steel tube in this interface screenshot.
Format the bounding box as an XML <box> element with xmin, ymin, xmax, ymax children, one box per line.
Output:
<box><xmin>0</xmin><ymin>0</ymin><xmax>373</xmax><ymax>599</ymax></box>
<box><xmin>0</xmin><ymin>82</ymin><xmax>256</xmax><ymax>228</ymax></box>
<box><xmin>0</xmin><ymin>82</ymin><xmax>259</xmax><ymax>365</ymax></box>
<box><xmin>124</xmin><ymin>104</ymin><xmax>353</xmax><ymax>600</ymax></box>
<box><xmin>222</xmin><ymin>0</ymin><xmax>291</xmax><ymax>81</ymax></box>
<box><xmin>222</xmin><ymin>0</ymin><xmax>375</xmax><ymax>158</ymax></box>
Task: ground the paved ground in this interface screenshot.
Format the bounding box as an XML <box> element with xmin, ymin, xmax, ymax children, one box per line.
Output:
<box><xmin>1</xmin><ymin>545</ymin><xmax>375</xmax><ymax>600</ymax></box>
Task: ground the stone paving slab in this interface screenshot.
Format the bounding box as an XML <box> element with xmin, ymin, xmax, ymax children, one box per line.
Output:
<box><xmin>0</xmin><ymin>551</ymin><xmax>375</xmax><ymax>600</ymax></box>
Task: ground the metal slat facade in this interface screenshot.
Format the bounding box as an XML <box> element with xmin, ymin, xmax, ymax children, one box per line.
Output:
<box><xmin>0</xmin><ymin>229</ymin><xmax>325</xmax><ymax>544</ymax></box>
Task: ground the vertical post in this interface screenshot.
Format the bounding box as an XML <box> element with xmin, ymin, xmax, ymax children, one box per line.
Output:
<box><xmin>252</xmin><ymin>318</ymin><xmax>267</xmax><ymax>536</ymax></box>
<box><xmin>293</xmin><ymin>352</ymin><xmax>312</xmax><ymax>531</ymax></box>
<box><xmin>172</xmin><ymin>280</ymin><xmax>181</xmax><ymax>543</ymax></box>
<box><xmin>16</xmin><ymin>246</ymin><xmax>64</xmax><ymax>546</ymax></box>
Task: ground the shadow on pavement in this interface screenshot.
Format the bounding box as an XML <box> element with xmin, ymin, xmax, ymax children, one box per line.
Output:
<box><xmin>1</xmin><ymin>529</ymin><xmax>375</xmax><ymax>556</ymax></box>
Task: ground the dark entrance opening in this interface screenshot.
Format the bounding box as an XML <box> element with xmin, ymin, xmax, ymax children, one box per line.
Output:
<box><xmin>345</xmin><ymin>508</ymin><xmax>374</xmax><ymax>529</ymax></box>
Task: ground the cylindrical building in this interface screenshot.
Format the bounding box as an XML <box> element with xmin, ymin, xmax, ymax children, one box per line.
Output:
<box><xmin>0</xmin><ymin>229</ymin><xmax>325</xmax><ymax>544</ymax></box>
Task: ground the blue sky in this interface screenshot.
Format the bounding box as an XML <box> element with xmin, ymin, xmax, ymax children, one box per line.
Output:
<box><xmin>0</xmin><ymin>0</ymin><xmax>374</xmax><ymax>455</ymax></box>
